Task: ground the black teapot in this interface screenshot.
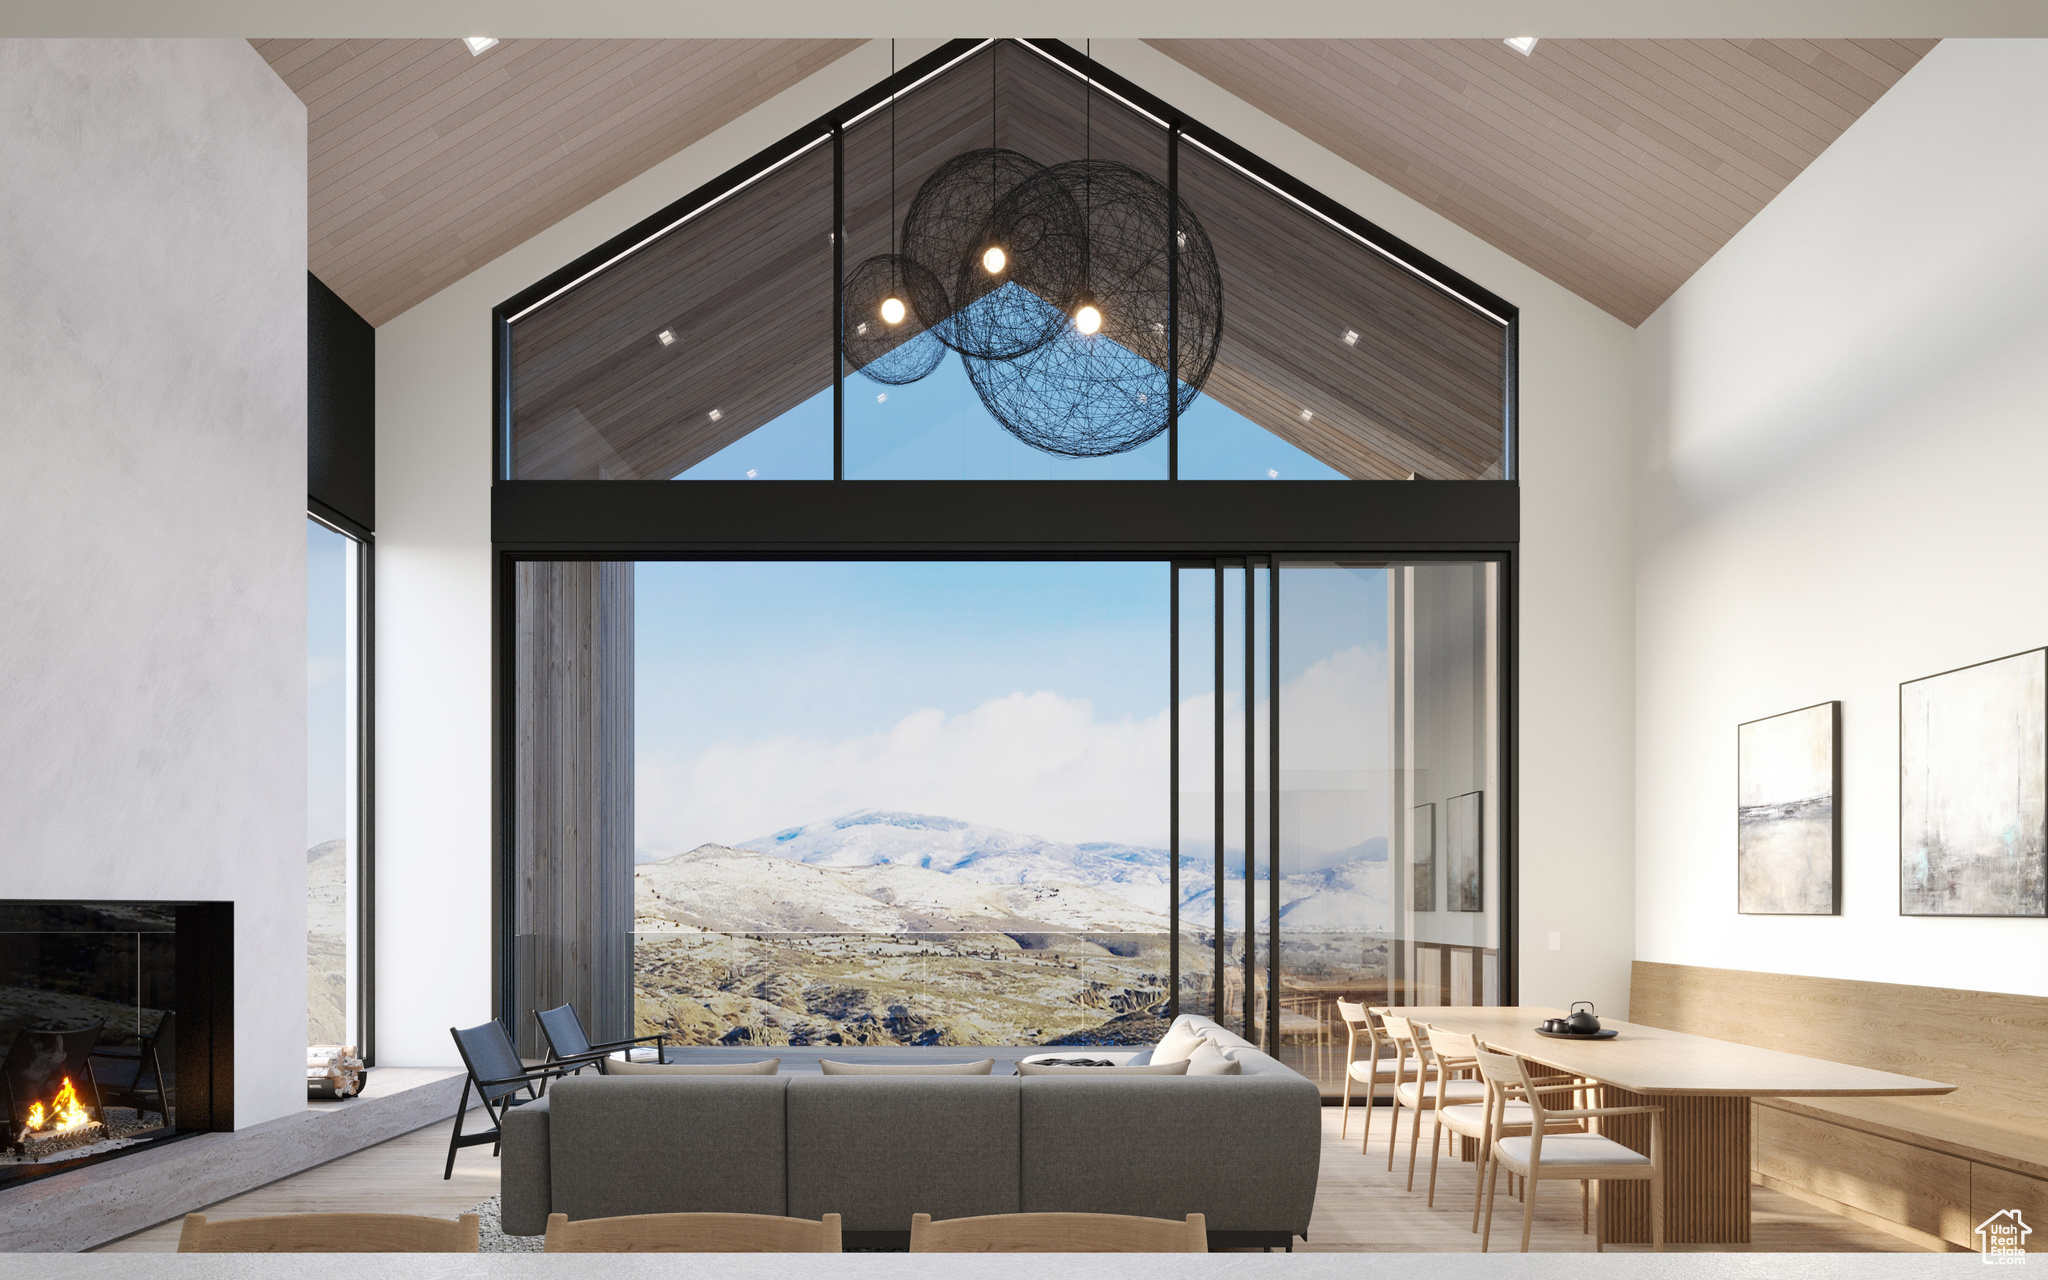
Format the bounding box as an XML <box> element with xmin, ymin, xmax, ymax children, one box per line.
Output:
<box><xmin>1565</xmin><ymin>1001</ymin><xmax>1602</xmax><ymax>1035</ymax></box>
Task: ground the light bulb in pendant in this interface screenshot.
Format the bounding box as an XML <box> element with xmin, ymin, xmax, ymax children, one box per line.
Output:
<box><xmin>1074</xmin><ymin>302</ymin><xmax>1102</xmax><ymax>335</ymax></box>
<box><xmin>982</xmin><ymin>244</ymin><xmax>1007</xmax><ymax>274</ymax></box>
<box><xmin>880</xmin><ymin>296</ymin><xmax>906</xmax><ymax>325</ymax></box>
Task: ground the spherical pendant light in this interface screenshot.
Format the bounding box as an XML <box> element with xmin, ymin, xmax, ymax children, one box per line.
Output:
<box><xmin>843</xmin><ymin>252</ymin><xmax>946</xmax><ymax>385</ymax></box>
<box><xmin>961</xmin><ymin>159</ymin><xmax>1223</xmax><ymax>457</ymax></box>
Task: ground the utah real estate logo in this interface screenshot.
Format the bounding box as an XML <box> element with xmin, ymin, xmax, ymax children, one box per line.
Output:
<box><xmin>1977</xmin><ymin>1209</ymin><xmax>2031</xmax><ymax>1263</ymax></box>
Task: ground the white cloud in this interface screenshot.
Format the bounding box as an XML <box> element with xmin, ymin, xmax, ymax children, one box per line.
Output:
<box><xmin>636</xmin><ymin>691</ymin><xmax>1169</xmax><ymax>860</ymax></box>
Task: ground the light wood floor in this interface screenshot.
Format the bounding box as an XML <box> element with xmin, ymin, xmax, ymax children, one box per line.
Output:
<box><xmin>97</xmin><ymin>1101</ymin><xmax>1923</xmax><ymax>1253</ymax></box>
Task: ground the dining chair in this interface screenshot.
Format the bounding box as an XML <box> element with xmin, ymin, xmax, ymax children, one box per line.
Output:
<box><xmin>178</xmin><ymin>1212</ymin><xmax>479</xmax><ymax>1252</ymax></box>
<box><xmin>1473</xmin><ymin>1046</ymin><xmax>1664</xmax><ymax>1253</ymax></box>
<box><xmin>1422</xmin><ymin>1026</ymin><xmax>1590</xmax><ymax>1229</ymax></box>
<box><xmin>1382</xmin><ymin>1013</ymin><xmax>1486</xmax><ymax>1189</ymax></box>
<box><xmin>1336</xmin><ymin>1000</ymin><xmax>1415</xmax><ymax>1148</ymax></box>
<box><xmin>907</xmin><ymin>1211</ymin><xmax>1208</xmax><ymax>1253</ymax></box>
<box><xmin>544</xmin><ymin>1211</ymin><xmax>842</xmax><ymax>1252</ymax></box>
<box><xmin>444</xmin><ymin>1021</ymin><xmax>568</xmax><ymax>1180</ymax></box>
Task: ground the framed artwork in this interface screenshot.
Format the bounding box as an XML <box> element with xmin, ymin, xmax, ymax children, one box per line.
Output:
<box><xmin>1736</xmin><ymin>702</ymin><xmax>1841</xmax><ymax>914</ymax></box>
<box><xmin>1446</xmin><ymin>791</ymin><xmax>1484</xmax><ymax>912</ymax></box>
<box><xmin>1409</xmin><ymin>802</ymin><xmax>1436</xmax><ymax>913</ymax></box>
<box><xmin>1901</xmin><ymin>648</ymin><xmax>2048</xmax><ymax>917</ymax></box>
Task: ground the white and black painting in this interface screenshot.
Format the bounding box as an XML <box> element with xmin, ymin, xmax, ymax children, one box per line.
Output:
<box><xmin>1901</xmin><ymin>649</ymin><xmax>2048</xmax><ymax>917</ymax></box>
<box><xmin>1737</xmin><ymin>702</ymin><xmax>1840</xmax><ymax>915</ymax></box>
<box><xmin>1409</xmin><ymin>802</ymin><xmax>1436</xmax><ymax>913</ymax></box>
<box><xmin>1446</xmin><ymin>791</ymin><xmax>1484</xmax><ymax>912</ymax></box>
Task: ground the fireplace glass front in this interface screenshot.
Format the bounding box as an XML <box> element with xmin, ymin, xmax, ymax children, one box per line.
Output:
<box><xmin>0</xmin><ymin>902</ymin><xmax>227</xmax><ymax>1191</ymax></box>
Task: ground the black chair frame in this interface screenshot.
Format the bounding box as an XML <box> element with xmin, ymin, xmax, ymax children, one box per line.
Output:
<box><xmin>89</xmin><ymin>1010</ymin><xmax>174</xmax><ymax>1126</ymax></box>
<box><xmin>445</xmin><ymin>1023</ymin><xmax>569</xmax><ymax>1180</ymax></box>
<box><xmin>532</xmin><ymin>1003</ymin><xmax>667</xmax><ymax>1083</ymax></box>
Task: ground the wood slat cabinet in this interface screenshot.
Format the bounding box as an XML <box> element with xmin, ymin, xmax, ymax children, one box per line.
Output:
<box><xmin>1634</xmin><ymin>961</ymin><xmax>2048</xmax><ymax>1255</ymax></box>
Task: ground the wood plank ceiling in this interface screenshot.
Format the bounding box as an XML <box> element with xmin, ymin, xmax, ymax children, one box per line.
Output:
<box><xmin>1146</xmin><ymin>39</ymin><xmax>1937</xmax><ymax>325</ymax></box>
<box><xmin>252</xmin><ymin>38</ymin><xmax>861</xmax><ymax>325</ymax></box>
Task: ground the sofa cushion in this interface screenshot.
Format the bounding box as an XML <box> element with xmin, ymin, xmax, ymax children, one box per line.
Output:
<box><xmin>818</xmin><ymin>1057</ymin><xmax>993</xmax><ymax>1075</ymax></box>
<box><xmin>547</xmin><ymin>1077</ymin><xmax>789</xmax><ymax>1223</ymax></box>
<box><xmin>1152</xmin><ymin>1020</ymin><xmax>1211</xmax><ymax>1065</ymax></box>
<box><xmin>1186</xmin><ymin>1040</ymin><xmax>1243</xmax><ymax>1076</ymax></box>
<box><xmin>1017</xmin><ymin>1059</ymin><xmax>1190</xmax><ymax>1076</ymax></box>
<box><xmin>786</xmin><ymin>1077</ymin><xmax>1020</xmax><ymax>1232</ymax></box>
<box><xmin>603</xmin><ymin>1056</ymin><xmax>780</xmax><ymax>1075</ymax></box>
<box><xmin>1019</xmin><ymin>1074</ymin><xmax>1321</xmax><ymax>1235</ymax></box>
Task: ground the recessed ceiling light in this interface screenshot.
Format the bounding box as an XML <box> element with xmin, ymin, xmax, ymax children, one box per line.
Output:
<box><xmin>708</xmin><ymin>408</ymin><xmax>722</xmax><ymax>422</ymax></box>
<box><xmin>877</xmin><ymin>393</ymin><xmax>888</xmax><ymax>404</ymax></box>
<box><xmin>657</xmin><ymin>329</ymin><xmax>675</xmax><ymax>347</ymax></box>
<box><xmin>1300</xmin><ymin>408</ymin><xmax>1314</xmax><ymax>421</ymax></box>
<box><xmin>464</xmin><ymin>37</ymin><xmax>499</xmax><ymax>56</ymax></box>
<box><xmin>745</xmin><ymin>468</ymin><xmax>758</xmax><ymax>479</ymax></box>
<box><xmin>1342</xmin><ymin>329</ymin><xmax>1359</xmax><ymax>346</ymax></box>
<box><xmin>1267</xmin><ymin>468</ymin><xmax>1279</xmax><ymax>479</ymax></box>
<box><xmin>1504</xmin><ymin>37</ymin><xmax>1538</xmax><ymax>56</ymax></box>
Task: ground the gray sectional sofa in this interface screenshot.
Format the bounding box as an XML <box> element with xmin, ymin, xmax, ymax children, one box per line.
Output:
<box><xmin>499</xmin><ymin>1014</ymin><xmax>1322</xmax><ymax>1249</ymax></box>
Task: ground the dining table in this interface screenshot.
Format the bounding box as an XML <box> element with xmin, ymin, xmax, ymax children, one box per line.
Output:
<box><xmin>1391</xmin><ymin>1005</ymin><xmax>1957</xmax><ymax>1245</ymax></box>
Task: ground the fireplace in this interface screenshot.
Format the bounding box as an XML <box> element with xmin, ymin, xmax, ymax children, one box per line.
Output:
<box><xmin>0</xmin><ymin>901</ymin><xmax>233</xmax><ymax>1191</ymax></box>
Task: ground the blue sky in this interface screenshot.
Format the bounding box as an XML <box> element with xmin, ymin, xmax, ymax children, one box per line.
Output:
<box><xmin>675</xmin><ymin>347</ymin><xmax>1346</xmax><ymax>481</ymax></box>
<box><xmin>307</xmin><ymin>520</ymin><xmax>349</xmax><ymax>850</ymax></box>
<box><xmin>634</xmin><ymin>560</ymin><xmax>1173</xmax><ymax>856</ymax></box>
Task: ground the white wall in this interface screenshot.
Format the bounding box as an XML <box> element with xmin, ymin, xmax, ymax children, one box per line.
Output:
<box><xmin>375</xmin><ymin>40</ymin><xmax>1642</xmax><ymax>1061</ymax></box>
<box><xmin>1635</xmin><ymin>39</ymin><xmax>2048</xmax><ymax>997</ymax></box>
<box><xmin>0</xmin><ymin>40</ymin><xmax>308</xmax><ymax>1125</ymax></box>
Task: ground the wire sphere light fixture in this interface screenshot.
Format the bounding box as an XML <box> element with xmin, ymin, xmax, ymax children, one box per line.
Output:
<box><xmin>843</xmin><ymin>252</ymin><xmax>948</xmax><ymax>384</ymax></box>
<box><xmin>960</xmin><ymin>158</ymin><xmax>1222</xmax><ymax>457</ymax></box>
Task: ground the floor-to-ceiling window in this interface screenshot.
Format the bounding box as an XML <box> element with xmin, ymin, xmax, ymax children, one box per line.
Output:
<box><xmin>493</xmin><ymin>40</ymin><xmax>1518</xmax><ymax>1064</ymax></box>
<box><xmin>306</xmin><ymin>517</ymin><xmax>365</xmax><ymax>1051</ymax></box>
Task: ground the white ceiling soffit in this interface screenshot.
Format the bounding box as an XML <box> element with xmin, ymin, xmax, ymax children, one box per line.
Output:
<box><xmin>1150</xmin><ymin>38</ymin><xmax>1938</xmax><ymax>325</ymax></box>
<box><xmin>6</xmin><ymin>0</ymin><xmax>2048</xmax><ymax>36</ymax></box>
<box><xmin>258</xmin><ymin>38</ymin><xmax>862</xmax><ymax>326</ymax></box>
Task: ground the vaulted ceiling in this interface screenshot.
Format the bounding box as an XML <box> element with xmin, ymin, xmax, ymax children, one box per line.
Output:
<box><xmin>260</xmin><ymin>37</ymin><xmax>1935</xmax><ymax>329</ymax></box>
<box><xmin>1147</xmin><ymin>39</ymin><xmax>1937</xmax><ymax>324</ymax></box>
<box><xmin>253</xmin><ymin>39</ymin><xmax>862</xmax><ymax>325</ymax></box>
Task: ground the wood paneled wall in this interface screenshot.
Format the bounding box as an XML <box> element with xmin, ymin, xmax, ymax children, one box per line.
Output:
<box><xmin>513</xmin><ymin>562</ymin><xmax>634</xmax><ymax>1057</ymax></box>
<box><xmin>1632</xmin><ymin>961</ymin><xmax>2048</xmax><ymax>1253</ymax></box>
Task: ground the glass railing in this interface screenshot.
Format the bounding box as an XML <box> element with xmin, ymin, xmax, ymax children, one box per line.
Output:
<box><xmin>630</xmin><ymin>930</ymin><xmax>1178</xmax><ymax>1048</ymax></box>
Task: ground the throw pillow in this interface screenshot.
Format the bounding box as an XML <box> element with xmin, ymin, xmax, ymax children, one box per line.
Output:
<box><xmin>601</xmin><ymin>1056</ymin><xmax>780</xmax><ymax>1076</ymax></box>
<box><xmin>817</xmin><ymin>1058</ymin><xmax>995</xmax><ymax>1075</ymax></box>
<box><xmin>1185</xmin><ymin>1039</ymin><xmax>1244</xmax><ymax>1076</ymax></box>
<box><xmin>1151</xmin><ymin>1019</ymin><xmax>1213</xmax><ymax>1065</ymax></box>
<box><xmin>1017</xmin><ymin>1059</ymin><xmax>1191</xmax><ymax>1076</ymax></box>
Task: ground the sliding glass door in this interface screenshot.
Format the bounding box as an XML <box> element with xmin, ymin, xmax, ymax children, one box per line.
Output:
<box><xmin>1172</xmin><ymin>558</ymin><xmax>1505</xmax><ymax>1087</ymax></box>
<box><xmin>506</xmin><ymin>554</ymin><xmax>1505</xmax><ymax>1069</ymax></box>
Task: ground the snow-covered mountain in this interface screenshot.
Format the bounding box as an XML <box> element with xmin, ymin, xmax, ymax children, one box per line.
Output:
<box><xmin>735</xmin><ymin>811</ymin><xmax>1183</xmax><ymax>919</ymax></box>
<box><xmin>631</xmin><ymin>810</ymin><xmax>1390</xmax><ymax>936</ymax></box>
<box><xmin>636</xmin><ymin>842</ymin><xmax>1171</xmax><ymax>934</ymax></box>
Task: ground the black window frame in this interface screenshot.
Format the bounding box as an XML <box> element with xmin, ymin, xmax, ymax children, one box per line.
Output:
<box><xmin>487</xmin><ymin>38</ymin><xmax>1521</xmax><ymax>1041</ymax></box>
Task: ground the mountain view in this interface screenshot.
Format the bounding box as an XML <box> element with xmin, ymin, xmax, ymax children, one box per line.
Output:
<box><xmin>631</xmin><ymin>809</ymin><xmax>1390</xmax><ymax>1047</ymax></box>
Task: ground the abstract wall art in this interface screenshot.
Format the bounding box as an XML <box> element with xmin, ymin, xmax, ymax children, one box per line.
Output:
<box><xmin>1410</xmin><ymin>802</ymin><xmax>1436</xmax><ymax>913</ymax></box>
<box><xmin>1901</xmin><ymin>649</ymin><xmax>2048</xmax><ymax>917</ymax></box>
<box><xmin>1737</xmin><ymin>702</ymin><xmax>1841</xmax><ymax>914</ymax></box>
<box><xmin>1446</xmin><ymin>790</ymin><xmax>1484</xmax><ymax>913</ymax></box>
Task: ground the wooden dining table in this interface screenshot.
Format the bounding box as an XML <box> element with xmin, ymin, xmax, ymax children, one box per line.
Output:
<box><xmin>1393</xmin><ymin>1005</ymin><xmax>1957</xmax><ymax>1245</ymax></box>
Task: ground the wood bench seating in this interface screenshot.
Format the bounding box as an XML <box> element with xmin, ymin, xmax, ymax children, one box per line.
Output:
<box><xmin>1630</xmin><ymin>961</ymin><xmax>2048</xmax><ymax>1253</ymax></box>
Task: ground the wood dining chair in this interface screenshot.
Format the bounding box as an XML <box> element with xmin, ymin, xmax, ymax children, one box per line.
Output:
<box><xmin>1472</xmin><ymin>1046</ymin><xmax>1664</xmax><ymax>1253</ymax></box>
<box><xmin>178</xmin><ymin>1212</ymin><xmax>479</xmax><ymax>1252</ymax></box>
<box><xmin>1336</xmin><ymin>1000</ymin><xmax>1416</xmax><ymax>1149</ymax></box>
<box><xmin>1422</xmin><ymin>1026</ymin><xmax>1591</xmax><ymax>1230</ymax></box>
<box><xmin>907</xmin><ymin>1211</ymin><xmax>1208</xmax><ymax>1253</ymax></box>
<box><xmin>1382</xmin><ymin>1013</ymin><xmax>1487</xmax><ymax>1190</ymax></box>
<box><xmin>544</xmin><ymin>1211</ymin><xmax>842</xmax><ymax>1252</ymax></box>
